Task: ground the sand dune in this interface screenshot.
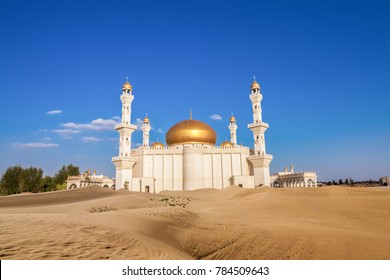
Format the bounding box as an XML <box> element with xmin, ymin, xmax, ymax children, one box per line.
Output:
<box><xmin>0</xmin><ymin>186</ymin><xmax>389</xmax><ymax>260</ymax></box>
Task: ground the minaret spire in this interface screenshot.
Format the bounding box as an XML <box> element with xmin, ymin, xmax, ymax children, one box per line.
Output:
<box><xmin>247</xmin><ymin>77</ymin><xmax>272</xmax><ymax>187</ymax></box>
<box><xmin>112</xmin><ymin>79</ymin><xmax>137</xmax><ymax>190</ymax></box>
<box><xmin>142</xmin><ymin>113</ymin><xmax>151</xmax><ymax>147</ymax></box>
<box><xmin>229</xmin><ymin>112</ymin><xmax>238</xmax><ymax>146</ymax></box>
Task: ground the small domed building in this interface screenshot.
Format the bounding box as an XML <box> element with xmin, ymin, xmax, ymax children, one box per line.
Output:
<box><xmin>112</xmin><ymin>78</ymin><xmax>274</xmax><ymax>192</ymax></box>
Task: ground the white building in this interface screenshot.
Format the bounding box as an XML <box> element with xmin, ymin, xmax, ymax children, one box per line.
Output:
<box><xmin>270</xmin><ymin>165</ymin><xmax>317</xmax><ymax>188</ymax></box>
<box><xmin>112</xmin><ymin>79</ymin><xmax>273</xmax><ymax>192</ymax></box>
<box><xmin>66</xmin><ymin>169</ymin><xmax>115</xmax><ymax>190</ymax></box>
<box><xmin>380</xmin><ymin>176</ymin><xmax>389</xmax><ymax>186</ymax></box>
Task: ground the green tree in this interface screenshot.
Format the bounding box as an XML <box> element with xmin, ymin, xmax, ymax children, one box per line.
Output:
<box><xmin>55</xmin><ymin>182</ymin><xmax>67</xmax><ymax>191</ymax></box>
<box><xmin>0</xmin><ymin>166</ymin><xmax>43</xmax><ymax>194</ymax></box>
<box><xmin>41</xmin><ymin>176</ymin><xmax>54</xmax><ymax>192</ymax></box>
<box><xmin>339</xmin><ymin>179</ymin><xmax>343</xmax><ymax>185</ymax></box>
<box><xmin>21</xmin><ymin>166</ymin><xmax>43</xmax><ymax>193</ymax></box>
<box><xmin>54</xmin><ymin>164</ymin><xmax>80</xmax><ymax>187</ymax></box>
<box><xmin>345</xmin><ymin>178</ymin><xmax>349</xmax><ymax>185</ymax></box>
<box><xmin>0</xmin><ymin>165</ymin><xmax>23</xmax><ymax>195</ymax></box>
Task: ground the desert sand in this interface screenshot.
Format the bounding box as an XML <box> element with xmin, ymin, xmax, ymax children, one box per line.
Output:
<box><xmin>0</xmin><ymin>185</ymin><xmax>389</xmax><ymax>260</ymax></box>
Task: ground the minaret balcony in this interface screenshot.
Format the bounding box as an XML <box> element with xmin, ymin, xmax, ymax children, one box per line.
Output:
<box><xmin>248</xmin><ymin>121</ymin><xmax>269</xmax><ymax>129</ymax></box>
<box><xmin>249</xmin><ymin>153</ymin><xmax>273</xmax><ymax>160</ymax></box>
<box><xmin>115</xmin><ymin>123</ymin><xmax>137</xmax><ymax>131</ymax></box>
<box><xmin>112</xmin><ymin>155</ymin><xmax>137</xmax><ymax>162</ymax></box>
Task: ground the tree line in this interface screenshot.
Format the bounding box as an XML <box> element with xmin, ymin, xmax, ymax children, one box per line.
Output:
<box><xmin>323</xmin><ymin>178</ymin><xmax>380</xmax><ymax>186</ymax></box>
<box><xmin>0</xmin><ymin>164</ymin><xmax>80</xmax><ymax>195</ymax></box>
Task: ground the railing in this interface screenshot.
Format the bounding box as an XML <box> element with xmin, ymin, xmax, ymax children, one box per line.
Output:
<box><xmin>112</xmin><ymin>156</ymin><xmax>137</xmax><ymax>161</ymax></box>
<box><xmin>115</xmin><ymin>123</ymin><xmax>137</xmax><ymax>130</ymax></box>
<box><xmin>141</xmin><ymin>144</ymin><xmax>249</xmax><ymax>152</ymax></box>
<box><xmin>248</xmin><ymin>121</ymin><xmax>269</xmax><ymax>128</ymax></box>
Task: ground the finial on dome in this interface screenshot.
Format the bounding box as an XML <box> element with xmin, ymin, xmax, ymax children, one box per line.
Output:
<box><xmin>143</xmin><ymin>113</ymin><xmax>149</xmax><ymax>123</ymax></box>
<box><xmin>189</xmin><ymin>108</ymin><xmax>192</xmax><ymax>120</ymax></box>
<box><xmin>230</xmin><ymin>112</ymin><xmax>236</xmax><ymax>122</ymax></box>
<box><xmin>251</xmin><ymin>76</ymin><xmax>260</xmax><ymax>90</ymax></box>
<box><xmin>122</xmin><ymin>78</ymin><xmax>132</xmax><ymax>91</ymax></box>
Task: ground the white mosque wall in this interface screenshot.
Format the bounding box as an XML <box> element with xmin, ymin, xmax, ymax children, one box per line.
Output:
<box><xmin>232</xmin><ymin>176</ymin><xmax>255</xmax><ymax>188</ymax></box>
<box><xmin>222</xmin><ymin>153</ymin><xmax>232</xmax><ymax>187</ymax></box>
<box><xmin>154</xmin><ymin>155</ymin><xmax>163</xmax><ymax>191</ymax></box>
<box><xmin>203</xmin><ymin>154</ymin><xmax>213</xmax><ymax>188</ymax></box>
<box><xmin>163</xmin><ymin>154</ymin><xmax>173</xmax><ymax>191</ymax></box>
<box><xmin>242</xmin><ymin>154</ymin><xmax>251</xmax><ymax>175</ymax></box>
<box><xmin>211</xmin><ymin>153</ymin><xmax>223</xmax><ymax>188</ymax></box>
<box><xmin>132</xmin><ymin>154</ymin><xmax>142</xmax><ymax>178</ymax></box>
<box><xmin>183</xmin><ymin>146</ymin><xmax>203</xmax><ymax>190</ymax></box>
<box><xmin>173</xmin><ymin>154</ymin><xmax>183</xmax><ymax>191</ymax></box>
<box><xmin>232</xmin><ymin>153</ymin><xmax>241</xmax><ymax>175</ymax></box>
<box><xmin>131</xmin><ymin>145</ymin><xmax>255</xmax><ymax>192</ymax></box>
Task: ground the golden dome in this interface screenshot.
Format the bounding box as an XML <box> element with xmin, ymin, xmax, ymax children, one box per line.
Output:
<box><xmin>230</xmin><ymin>115</ymin><xmax>236</xmax><ymax>122</ymax></box>
<box><xmin>166</xmin><ymin>119</ymin><xmax>216</xmax><ymax>146</ymax></box>
<box><xmin>251</xmin><ymin>80</ymin><xmax>260</xmax><ymax>90</ymax></box>
<box><xmin>220</xmin><ymin>141</ymin><xmax>233</xmax><ymax>148</ymax></box>
<box><xmin>122</xmin><ymin>81</ymin><xmax>132</xmax><ymax>90</ymax></box>
<box><xmin>143</xmin><ymin>115</ymin><xmax>149</xmax><ymax>123</ymax></box>
<box><xmin>151</xmin><ymin>142</ymin><xmax>164</xmax><ymax>148</ymax></box>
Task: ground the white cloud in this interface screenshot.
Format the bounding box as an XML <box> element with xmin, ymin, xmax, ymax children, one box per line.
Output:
<box><xmin>132</xmin><ymin>143</ymin><xmax>142</xmax><ymax>148</ymax></box>
<box><xmin>46</xmin><ymin>110</ymin><xmax>62</xmax><ymax>115</ymax></box>
<box><xmin>112</xmin><ymin>116</ymin><xmax>121</xmax><ymax>122</ymax></box>
<box><xmin>13</xmin><ymin>142</ymin><xmax>59</xmax><ymax>149</ymax></box>
<box><xmin>42</xmin><ymin>137</ymin><xmax>52</xmax><ymax>141</ymax></box>
<box><xmin>136</xmin><ymin>118</ymin><xmax>143</xmax><ymax>130</ymax></box>
<box><xmin>61</xmin><ymin>118</ymin><xmax>119</xmax><ymax>131</ymax></box>
<box><xmin>82</xmin><ymin>136</ymin><xmax>103</xmax><ymax>143</ymax></box>
<box><xmin>52</xmin><ymin>129</ymin><xmax>81</xmax><ymax>139</ymax></box>
<box><xmin>156</xmin><ymin>128</ymin><xmax>164</xmax><ymax>133</ymax></box>
<box><xmin>210</xmin><ymin>114</ymin><xmax>223</xmax><ymax>121</ymax></box>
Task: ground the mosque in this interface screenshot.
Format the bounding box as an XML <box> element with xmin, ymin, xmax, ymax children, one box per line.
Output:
<box><xmin>111</xmin><ymin>78</ymin><xmax>317</xmax><ymax>192</ymax></box>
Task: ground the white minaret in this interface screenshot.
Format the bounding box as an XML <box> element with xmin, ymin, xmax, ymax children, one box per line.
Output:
<box><xmin>229</xmin><ymin>113</ymin><xmax>238</xmax><ymax>146</ymax></box>
<box><xmin>247</xmin><ymin>77</ymin><xmax>273</xmax><ymax>187</ymax></box>
<box><xmin>142</xmin><ymin>114</ymin><xmax>151</xmax><ymax>147</ymax></box>
<box><xmin>112</xmin><ymin>79</ymin><xmax>137</xmax><ymax>190</ymax></box>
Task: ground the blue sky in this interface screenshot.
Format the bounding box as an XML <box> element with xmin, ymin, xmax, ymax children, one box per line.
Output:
<box><xmin>1</xmin><ymin>0</ymin><xmax>389</xmax><ymax>181</ymax></box>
